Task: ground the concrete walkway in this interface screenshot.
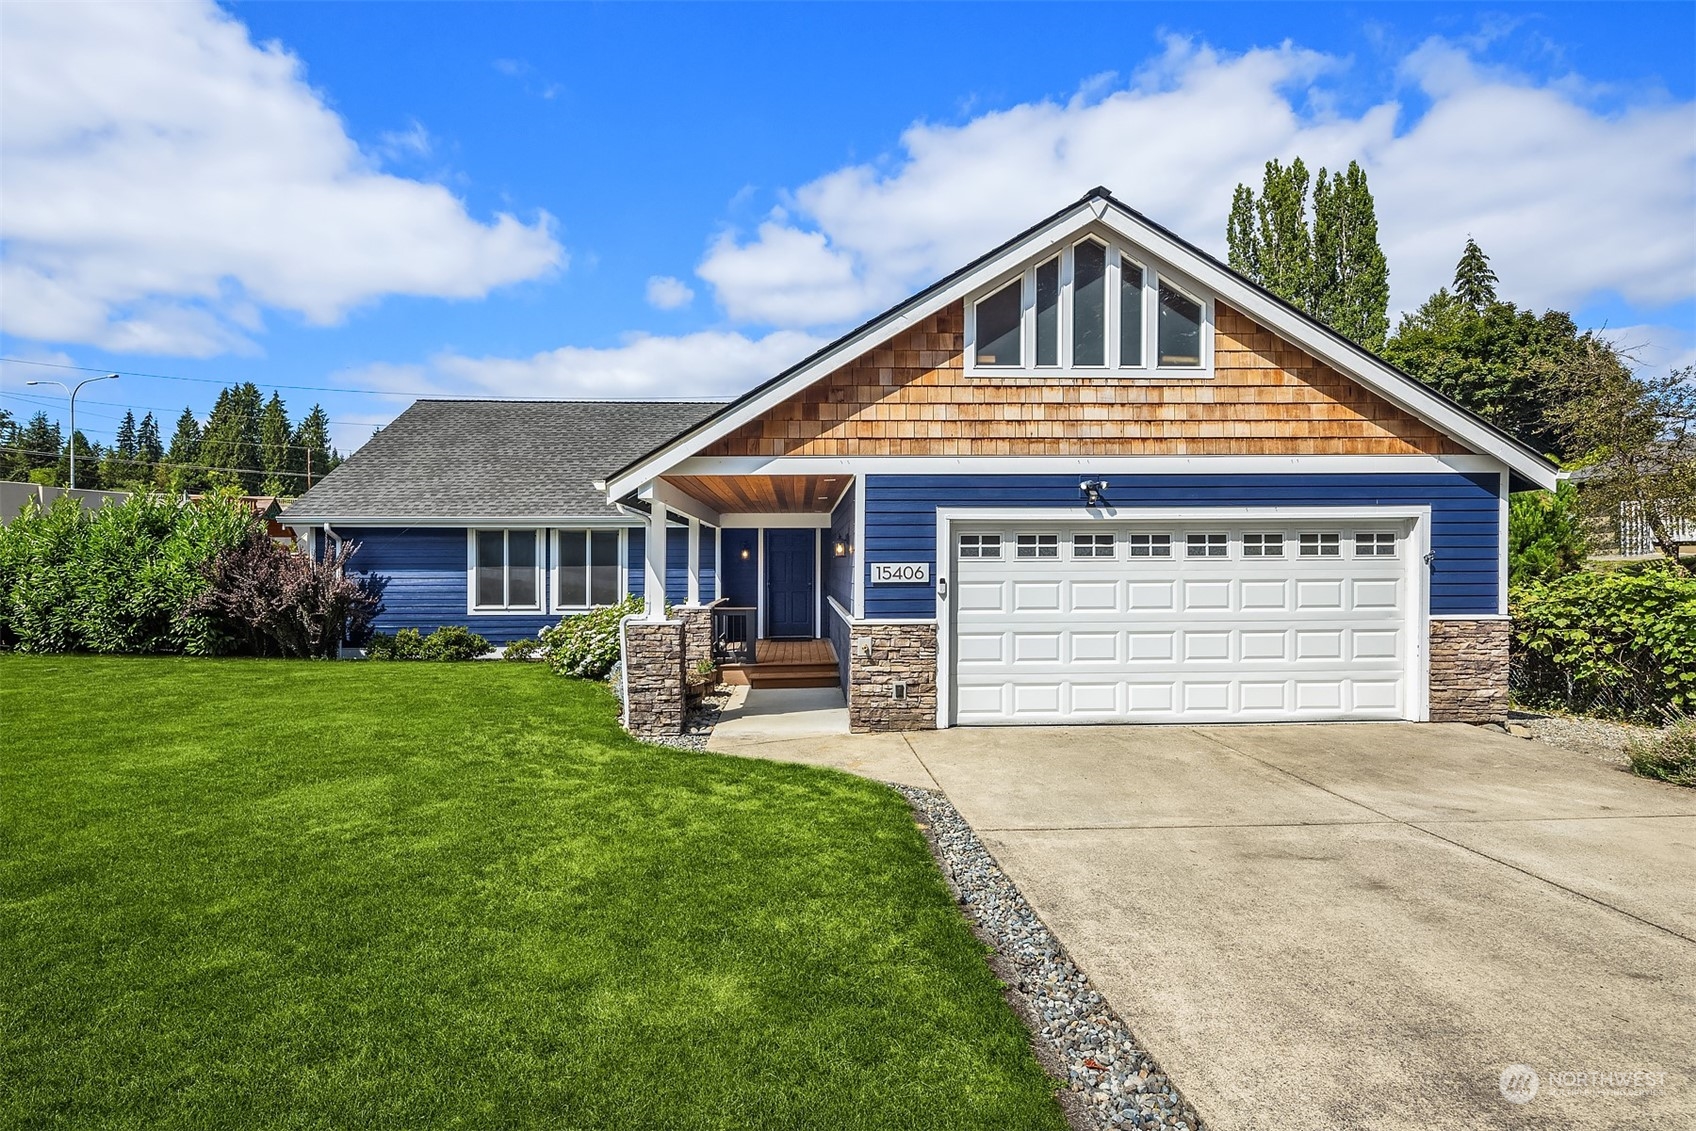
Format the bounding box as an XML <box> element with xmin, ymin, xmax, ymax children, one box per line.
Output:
<box><xmin>706</xmin><ymin>688</ymin><xmax>939</xmax><ymax>789</ymax></box>
<box><xmin>720</xmin><ymin>721</ymin><xmax>1696</xmax><ymax>1130</ymax></box>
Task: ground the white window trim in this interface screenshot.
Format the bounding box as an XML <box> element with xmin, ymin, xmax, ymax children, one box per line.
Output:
<box><xmin>466</xmin><ymin>527</ymin><xmax>546</xmax><ymax>615</ymax></box>
<box><xmin>550</xmin><ymin>527</ymin><xmax>630</xmax><ymax>613</ymax></box>
<box><xmin>964</xmin><ymin>233</ymin><xmax>1215</xmax><ymax>380</ymax></box>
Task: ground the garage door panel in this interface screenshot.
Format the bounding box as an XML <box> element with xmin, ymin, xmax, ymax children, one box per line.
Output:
<box><xmin>1068</xmin><ymin>581</ymin><xmax>1120</xmax><ymax>612</ymax></box>
<box><xmin>951</xmin><ymin>519</ymin><xmax>1416</xmax><ymax>725</ymax></box>
<box><xmin>1069</xmin><ymin>632</ymin><xmax>1120</xmax><ymax>663</ymax></box>
<box><xmin>1128</xmin><ymin>582</ymin><xmax>1175</xmax><ymax>610</ymax></box>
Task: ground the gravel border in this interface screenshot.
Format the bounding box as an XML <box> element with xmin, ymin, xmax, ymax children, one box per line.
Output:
<box><xmin>1507</xmin><ymin>708</ymin><xmax>1662</xmax><ymax>767</ymax></box>
<box><xmin>897</xmin><ymin>785</ymin><xmax>1204</xmax><ymax>1131</ymax></box>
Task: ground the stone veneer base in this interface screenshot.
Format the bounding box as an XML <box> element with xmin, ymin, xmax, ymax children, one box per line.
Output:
<box><xmin>622</xmin><ymin>618</ymin><xmax>685</xmax><ymax>736</ymax></box>
<box><xmin>1428</xmin><ymin>618</ymin><xmax>1510</xmax><ymax>724</ymax></box>
<box><xmin>849</xmin><ymin>623</ymin><xmax>938</xmax><ymax>733</ymax></box>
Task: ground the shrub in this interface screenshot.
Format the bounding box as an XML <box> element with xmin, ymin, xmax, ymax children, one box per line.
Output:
<box><xmin>1625</xmin><ymin>720</ymin><xmax>1696</xmax><ymax>787</ymax></box>
<box><xmin>1511</xmin><ymin>566</ymin><xmax>1696</xmax><ymax>719</ymax></box>
<box><xmin>421</xmin><ymin>625</ymin><xmax>492</xmax><ymax>662</ymax></box>
<box><xmin>541</xmin><ymin>595</ymin><xmax>641</xmax><ymax>679</ymax></box>
<box><xmin>502</xmin><ymin>638</ymin><xmax>542</xmax><ymax>662</ymax></box>
<box><xmin>366</xmin><ymin>625</ymin><xmax>491</xmax><ymax>662</ymax></box>
<box><xmin>1509</xmin><ymin>482</ymin><xmax>1586</xmax><ymax>587</ymax></box>
<box><xmin>189</xmin><ymin>529</ymin><xmax>380</xmax><ymax>658</ymax></box>
<box><xmin>0</xmin><ymin>492</ymin><xmax>256</xmax><ymax>654</ymax></box>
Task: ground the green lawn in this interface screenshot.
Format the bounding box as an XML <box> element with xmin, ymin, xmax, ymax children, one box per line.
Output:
<box><xmin>0</xmin><ymin>656</ymin><xmax>1063</xmax><ymax>1130</ymax></box>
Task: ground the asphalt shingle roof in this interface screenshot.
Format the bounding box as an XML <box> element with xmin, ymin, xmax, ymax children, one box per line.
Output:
<box><xmin>279</xmin><ymin>399</ymin><xmax>727</xmax><ymax>520</ymax></box>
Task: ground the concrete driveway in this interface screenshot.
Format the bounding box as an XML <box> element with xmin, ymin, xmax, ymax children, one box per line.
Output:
<box><xmin>725</xmin><ymin>721</ymin><xmax>1696</xmax><ymax>1129</ymax></box>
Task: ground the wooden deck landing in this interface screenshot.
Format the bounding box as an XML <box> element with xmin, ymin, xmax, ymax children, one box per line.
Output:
<box><xmin>721</xmin><ymin>639</ymin><xmax>839</xmax><ymax>689</ymax></box>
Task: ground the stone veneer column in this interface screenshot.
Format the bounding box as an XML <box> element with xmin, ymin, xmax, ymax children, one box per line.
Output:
<box><xmin>675</xmin><ymin>601</ymin><xmax>723</xmax><ymax>678</ymax></box>
<box><xmin>849</xmin><ymin>623</ymin><xmax>938</xmax><ymax>733</ymax></box>
<box><xmin>621</xmin><ymin>618</ymin><xmax>685</xmax><ymax>735</ymax></box>
<box><xmin>1428</xmin><ymin>619</ymin><xmax>1510</xmax><ymax>723</ymax></box>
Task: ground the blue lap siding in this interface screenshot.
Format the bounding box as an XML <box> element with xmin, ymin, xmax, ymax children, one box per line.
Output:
<box><xmin>346</xmin><ymin>521</ymin><xmax>719</xmax><ymax>646</ymax></box>
<box><xmin>862</xmin><ymin>473</ymin><xmax>1502</xmax><ymax>620</ymax></box>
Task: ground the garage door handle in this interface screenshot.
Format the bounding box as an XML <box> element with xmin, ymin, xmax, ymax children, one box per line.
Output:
<box><xmin>936</xmin><ymin>577</ymin><xmax>948</xmax><ymax>601</ymax></box>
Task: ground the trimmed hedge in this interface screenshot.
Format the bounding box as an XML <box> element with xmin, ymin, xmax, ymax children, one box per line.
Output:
<box><xmin>366</xmin><ymin>625</ymin><xmax>492</xmax><ymax>662</ymax></box>
<box><xmin>1511</xmin><ymin>566</ymin><xmax>1696</xmax><ymax>720</ymax></box>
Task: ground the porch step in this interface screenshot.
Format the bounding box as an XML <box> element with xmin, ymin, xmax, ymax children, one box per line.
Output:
<box><xmin>720</xmin><ymin>660</ymin><xmax>840</xmax><ymax>689</ymax></box>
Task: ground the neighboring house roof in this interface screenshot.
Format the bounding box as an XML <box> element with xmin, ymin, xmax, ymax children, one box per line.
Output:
<box><xmin>279</xmin><ymin>399</ymin><xmax>727</xmax><ymax>522</ymax></box>
<box><xmin>604</xmin><ymin>187</ymin><xmax>1562</xmax><ymax>496</ymax></box>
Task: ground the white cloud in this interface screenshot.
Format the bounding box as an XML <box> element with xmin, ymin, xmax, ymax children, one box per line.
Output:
<box><xmin>697</xmin><ymin>36</ymin><xmax>1696</xmax><ymax>329</ymax></box>
<box><xmin>1603</xmin><ymin>324</ymin><xmax>1696</xmax><ymax>378</ymax></box>
<box><xmin>376</xmin><ymin>119</ymin><xmax>433</xmax><ymax>162</ymax></box>
<box><xmin>644</xmin><ymin>275</ymin><xmax>696</xmax><ymax>310</ymax></box>
<box><xmin>0</xmin><ymin>2</ymin><xmax>562</xmax><ymax>357</ymax></box>
<box><xmin>338</xmin><ymin>329</ymin><xmax>827</xmax><ymax>403</ymax></box>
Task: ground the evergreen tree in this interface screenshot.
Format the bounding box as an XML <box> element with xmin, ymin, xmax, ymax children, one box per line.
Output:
<box><xmin>258</xmin><ymin>391</ymin><xmax>296</xmax><ymax>497</ymax></box>
<box><xmin>13</xmin><ymin>412</ymin><xmax>63</xmax><ymax>481</ymax></box>
<box><xmin>1453</xmin><ymin>236</ymin><xmax>1499</xmax><ymax>310</ymax></box>
<box><xmin>104</xmin><ymin>410</ymin><xmax>141</xmax><ymax>487</ymax></box>
<box><xmin>1226</xmin><ymin>156</ymin><xmax>1390</xmax><ymax>350</ymax></box>
<box><xmin>199</xmin><ymin>382</ymin><xmax>264</xmax><ymax>492</ymax></box>
<box><xmin>167</xmin><ymin>407</ymin><xmax>205</xmax><ymax>492</ymax></box>
<box><xmin>137</xmin><ymin>412</ymin><xmax>164</xmax><ymax>464</ymax></box>
<box><xmin>293</xmin><ymin>404</ymin><xmax>336</xmax><ymax>489</ymax></box>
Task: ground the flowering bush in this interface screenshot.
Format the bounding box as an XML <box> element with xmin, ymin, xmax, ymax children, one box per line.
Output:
<box><xmin>540</xmin><ymin>596</ymin><xmax>641</xmax><ymax>679</ymax></box>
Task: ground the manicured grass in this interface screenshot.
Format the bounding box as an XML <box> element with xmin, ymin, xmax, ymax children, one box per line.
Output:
<box><xmin>0</xmin><ymin>656</ymin><xmax>1063</xmax><ymax>1130</ymax></box>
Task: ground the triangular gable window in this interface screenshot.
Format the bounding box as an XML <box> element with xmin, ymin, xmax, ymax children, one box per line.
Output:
<box><xmin>966</xmin><ymin>233</ymin><xmax>1212</xmax><ymax>377</ymax></box>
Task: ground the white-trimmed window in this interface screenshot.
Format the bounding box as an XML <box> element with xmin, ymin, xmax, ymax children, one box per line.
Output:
<box><xmin>1016</xmin><ymin>533</ymin><xmax>1060</xmax><ymax>559</ymax></box>
<box><xmin>959</xmin><ymin>533</ymin><xmax>1002</xmax><ymax>559</ymax></box>
<box><xmin>1073</xmin><ymin>533</ymin><xmax>1115</xmax><ymax>558</ymax></box>
<box><xmin>557</xmin><ymin>529</ymin><xmax>624</xmax><ymax>608</ymax></box>
<box><xmin>1242</xmin><ymin>533</ymin><xmax>1284</xmax><ymax>558</ymax></box>
<box><xmin>472</xmin><ymin>529</ymin><xmax>540</xmax><ymax>610</ymax></box>
<box><xmin>967</xmin><ymin>236</ymin><xmax>1211</xmax><ymax>375</ymax></box>
<box><xmin>1186</xmin><ymin>533</ymin><xmax>1228</xmax><ymax>558</ymax></box>
<box><xmin>1299</xmin><ymin>532</ymin><xmax>1341</xmax><ymax>557</ymax></box>
<box><xmin>1128</xmin><ymin>533</ymin><xmax>1171</xmax><ymax>558</ymax></box>
<box><xmin>1355</xmin><ymin>532</ymin><xmax>1398</xmax><ymax>557</ymax></box>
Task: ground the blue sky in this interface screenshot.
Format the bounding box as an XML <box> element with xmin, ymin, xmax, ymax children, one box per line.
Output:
<box><xmin>2</xmin><ymin>1</ymin><xmax>1693</xmax><ymax>459</ymax></box>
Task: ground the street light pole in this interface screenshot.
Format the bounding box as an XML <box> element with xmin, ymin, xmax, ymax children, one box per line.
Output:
<box><xmin>25</xmin><ymin>374</ymin><xmax>119</xmax><ymax>489</ymax></box>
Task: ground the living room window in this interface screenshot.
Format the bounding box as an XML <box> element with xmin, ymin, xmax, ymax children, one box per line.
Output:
<box><xmin>966</xmin><ymin>235</ymin><xmax>1211</xmax><ymax>376</ymax></box>
<box><xmin>472</xmin><ymin>529</ymin><xmax>541</xmax><ymax>611</ymax></box>
<box><xmin>557</xmin><ymin>529</ymin><xmax>624</xmax><ymax>608</ymax></box>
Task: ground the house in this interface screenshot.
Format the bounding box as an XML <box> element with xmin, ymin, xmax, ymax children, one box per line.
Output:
<box><xmin>282</xmin><ymin>187</ymin><xmax>1560</xmax><ymax>734</ymax></box>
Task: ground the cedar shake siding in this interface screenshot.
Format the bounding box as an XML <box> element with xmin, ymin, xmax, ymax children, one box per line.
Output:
<box><xmin>702</xmin><ymin>302</ymin><xmax>1467</xmax><ymax>459</ymax></box>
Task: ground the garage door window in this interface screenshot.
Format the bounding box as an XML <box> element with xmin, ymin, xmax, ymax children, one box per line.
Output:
<box><xmin>959</xmin><ymin>533</ymin><xmax>1002</xmax><ymax>559</ymax></box>
<box><xmin>1016</xmin><ymin>534</ymin><xmax>1059</xmax><ymax>559</ymax></box>
<box><xmin>1128</xmin><ymin>533</ymin><xmax>1171</xmax><ymax>558</ymax></box>
<box><xmin>1073</xmin><ymin>533</ymin><xmax>1115</xmax><ymax>558</ymax></box>
<box><xmin>1186</xmin><ymin>533</ymin><xmax>1228</xmax><ymax>558</ymax></box>
<box><xmin>1299</xmin><ymin>533</ymin><xmax>1340</xmax><ymax>557</ymax></box>
<box><xmin>1242</xmin><ymin>533</ymin><xmax>1284</xmax><ymax>557</ymax></box>
<box><xmin>1356</xmin><ymin>532</ymin><xmax>1397</xmax><ymax>557</ymax></box>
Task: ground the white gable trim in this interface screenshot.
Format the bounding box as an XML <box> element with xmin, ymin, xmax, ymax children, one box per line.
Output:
<box><xmin>605</xmin><ymin>196</ymin><xmax>1558</xmax><ymax>498</ymax></box>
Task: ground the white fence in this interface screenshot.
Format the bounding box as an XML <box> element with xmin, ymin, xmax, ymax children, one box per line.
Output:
<box><xmin>1616</xmin><ymin>501</ymin><xmax>1696</xmax><ymax>558</ymax></box>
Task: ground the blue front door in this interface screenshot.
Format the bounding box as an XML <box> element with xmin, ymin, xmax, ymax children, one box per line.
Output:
<box><xmin>765</xmin><ymin>529</ymin><xmax>815</xmax><ymax>638</ymax></box>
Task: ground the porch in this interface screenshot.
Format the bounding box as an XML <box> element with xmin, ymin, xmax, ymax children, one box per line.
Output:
<box><xmin>714</xmin><ymin>628</ymin><xmax>839</xmax><ymax>689</ymax></box>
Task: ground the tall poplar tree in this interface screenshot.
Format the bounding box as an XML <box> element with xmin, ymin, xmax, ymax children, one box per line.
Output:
<box><xmin>1227</xmin><ymin>157</ymin><xmax>1390</xmax><ymax>350</ymax></box>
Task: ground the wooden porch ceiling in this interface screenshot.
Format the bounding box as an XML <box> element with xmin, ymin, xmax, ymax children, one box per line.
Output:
<box><xmin>665</xmin><ymin>474</ymin><xmax>848</xmax><ymax>514</ymax></box>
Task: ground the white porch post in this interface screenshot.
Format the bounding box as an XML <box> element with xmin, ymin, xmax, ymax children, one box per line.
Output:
<box><xmin>645</xmin><ymin>501</ymin><xmax>668</xmax><ymax>619</ymax></box>
<box><xmin>685</xmin><ymin>517</ymin><xmax>701</xmax><ymax>606</ymax></box>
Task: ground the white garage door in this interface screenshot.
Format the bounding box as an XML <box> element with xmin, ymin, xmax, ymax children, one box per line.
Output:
<box><xmin>949</xmin><ymin>518</ymin><xmax>1419</xmax><ymax>725</ymax></box>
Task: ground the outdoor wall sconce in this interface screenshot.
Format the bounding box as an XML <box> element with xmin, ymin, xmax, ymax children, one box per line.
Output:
<box><xmin>1080</xmin><ymin>479</ymin><xmax>1109</xmax><ymax>506</ymax></box>
<box><xmin>739</xmin><ymin>546</ymin><xmax>751</xmax><ymax>560</ymax></box>
<box><xmin>833</xmin><ymin>540</ymin><xmax>850</xmax><ymax>557</ymax></box>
